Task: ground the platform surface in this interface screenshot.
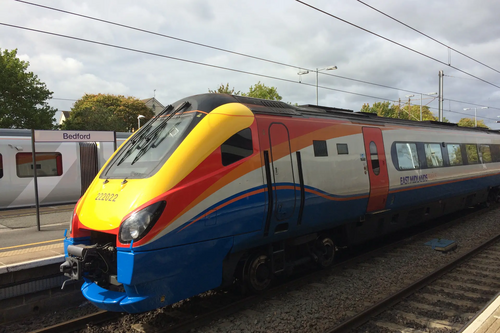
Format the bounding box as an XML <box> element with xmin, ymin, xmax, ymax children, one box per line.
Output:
<box><xmin>0</xmin><ymin>205</ymin><xmax>73</xmax><ymax>271</ymax></box>
<box><xmin>460</xmin><ymin>293</ymin><xmax>500</xmax><ymax>333</ymax></box>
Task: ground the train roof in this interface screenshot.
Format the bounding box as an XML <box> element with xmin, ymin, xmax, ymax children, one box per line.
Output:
<box><xmin>175</xmin><ymin>93</ymin><xmax>500</xmax><ymax>136</ymax></box>
<box><xmin>0</xmin><ymin>128</ymin><xmax>131</xmax><ymax>139</ymax></box>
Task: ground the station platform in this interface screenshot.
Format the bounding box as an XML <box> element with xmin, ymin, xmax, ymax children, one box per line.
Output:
<box><xmin>460</xmin><ymin>293</ymin><xmax>500</xmax><ymax>333</ymax></box>
<box><xmin>0</xmin><ymin>204</ymin><xmax>74</xmax><ymax>271</ymax></box>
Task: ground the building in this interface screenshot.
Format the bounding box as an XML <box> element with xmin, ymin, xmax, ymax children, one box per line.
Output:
<box><xmin>141</xmin><ymin>97</ymin><xmax>164</xmax><ymax>116</ymax></box>
<box><xmin>58</xmin><ymin>111</ymin><xmax>71</xmax><ymax>126</ymax></box>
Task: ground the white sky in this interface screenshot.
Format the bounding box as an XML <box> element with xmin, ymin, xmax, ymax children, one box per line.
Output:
<box><xmin>2</xmin><ymin>0</ymin><xmax>500</xmax><ymax>127</ymax></box>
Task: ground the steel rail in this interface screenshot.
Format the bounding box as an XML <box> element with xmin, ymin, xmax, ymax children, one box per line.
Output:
<box><xmin>324</xmin><ymin>232</ymin><xmax>500</xmax><ymax>333</ymax></box>
<box><xmin>29</xmin><ymin>310</ymin><xmax>121</xmax><ymax>333</ymax></box>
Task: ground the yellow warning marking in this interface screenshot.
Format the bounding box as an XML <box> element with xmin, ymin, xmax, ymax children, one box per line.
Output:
<box><xmin>0</xmin><ymin>238</ymin><xmax>64</xmax><ymax>251</ymax></box>
<box><xmin>0</xmin><ymin>243</ymin><xmax>64</xmax><ymax>258</ymax></box>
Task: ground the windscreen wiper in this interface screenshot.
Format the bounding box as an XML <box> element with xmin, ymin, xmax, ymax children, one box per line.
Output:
<box><xmin>115</xmin><ymin>105</ymin><xmax>174</xmax><ymax>166</ymax></box>
<box><xmin>130</xmin><ymin>101</ymin><xmax>191</xmax><ymax>165</ymax></box>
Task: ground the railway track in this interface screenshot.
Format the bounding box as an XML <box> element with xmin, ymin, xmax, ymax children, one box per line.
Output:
<box><xmin>24</xmin><ymin>207</ymin><xmax>497</xmax><ymax>333</ymax></box>
<box><xmin>327</xmin><ymin>234</ymin><xmax>500</xmax><ymax>333</ymax></box>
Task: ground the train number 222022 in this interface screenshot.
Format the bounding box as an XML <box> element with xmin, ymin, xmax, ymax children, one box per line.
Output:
<box><xmin>95</xmin><ymin>192</ymin><xmax>118</xmax><ymax>202</ymax></box>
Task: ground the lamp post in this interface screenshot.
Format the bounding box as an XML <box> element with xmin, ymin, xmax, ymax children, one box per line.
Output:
<box><xmin>420</xmin><ymin>92</ymin><xmax>438</xmax><ymax>121</ymax></box>
<box><xmin>463</xmin><ymin>107</ymin><xmax>488</xmax><ymax>127</ymax></box>
<box><xmin>137</xmin><ymin>115</ymin><xmax>145</xmax><ymax>130</ymax></box>
<box><xmin>298</xmin><ymin>66</ymin><xmax>337</xmax><ymax>105</ymax></box>
<box><xmin>406</xmin><ymin>93</ymin><xmax>438</xmax><ymax>121</ymax></box>
<box><xmin>405</xmin><ymin>95</ymin><xmax>414</xmax><ymax>120</ymax></box>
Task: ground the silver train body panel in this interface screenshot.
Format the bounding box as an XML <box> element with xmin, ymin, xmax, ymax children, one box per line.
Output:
<box><xmin>0</xmin><ymin>129</ymin><xmax>129</xmax><ymax>209</ymax></box>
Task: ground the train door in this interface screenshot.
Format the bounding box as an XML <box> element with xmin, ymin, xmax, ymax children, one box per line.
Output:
<box><xmin>79</xmin><ymin>142</ymin><xmax>99</xmax><ymax>196</ymax></box>
<box><xmin>268</xmin><ymin>123</ymin><xmax>296</xmax><ymax>222</ymax></box>
<box><xmin>362</xmin><ymin>127</ymin><xmax>389</xmax><ymax>212</ymax></box>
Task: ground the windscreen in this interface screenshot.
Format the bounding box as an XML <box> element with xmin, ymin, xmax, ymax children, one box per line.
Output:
<box><xmin>102</xmin><ymin>103</ymin><xmax>200</xmax><ymax>179</ymax></box>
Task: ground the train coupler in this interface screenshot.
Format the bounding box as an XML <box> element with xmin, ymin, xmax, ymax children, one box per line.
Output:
<box><xmin>60</xmin><ymin>243</ymin><xmax>117</xmax><ymax>288</ymax></box>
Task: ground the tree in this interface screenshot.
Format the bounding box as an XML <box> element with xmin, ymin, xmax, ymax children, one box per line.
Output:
<box><xmin>0</xmin><ymin>49</ymin><xmax>57</xmax><ymax>129</ymax></box>
<box><xmin>242</xmin><ymin>81</ymin><xmax>282</xmax><ymax>101</ymax></box>
<box><xmin>457</xmin><ymin>118</ymin><xmax>489</xmax><ymax>129</ymax></box>
<box><xmin>209</xmin><ymin>81</ymin><xmax>282</xmax><ymax>101</ymax></box>
<box><xmin>361</xmin><ymin>101</ymin><xmax>397</xmax><ymax>118</ymax></box>
<box><xmin>361</xmin><ymin>102</ymin><xmax>442</xmax><ymax>122</ymax></box>
<box><xmin>61</xmin><ymin>94</ymin><xmax>155</xmax><ymax>132</ymax></box>
<box><xmin>208</xmin><ymin>83</ymin><xmax>241</xmax><ymax>95</ymax></box>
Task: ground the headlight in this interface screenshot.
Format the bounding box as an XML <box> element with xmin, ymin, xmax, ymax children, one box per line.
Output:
<box><xmin>119</xmin><ymin>201</ymin><xmax>166</xmax><ymax>243</ymax></box>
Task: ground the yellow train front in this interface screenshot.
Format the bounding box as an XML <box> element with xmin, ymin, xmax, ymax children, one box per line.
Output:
<box><xmin>61</xmin><ymin>94</ymin><xmax>262</xmax><ymax>313</ymax></box>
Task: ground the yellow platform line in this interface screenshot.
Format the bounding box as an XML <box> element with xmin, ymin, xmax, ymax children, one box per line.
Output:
<box><xmin>0</xmin><ymin>238</ymin><xmax>65</xmax><ymax>251</ymax></box>
<box><xmin>0</xmin><ymin>243</ymin><xmax>64</xmax><ymax>258</ymax></box>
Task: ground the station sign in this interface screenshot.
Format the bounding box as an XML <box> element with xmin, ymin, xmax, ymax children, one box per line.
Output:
<box><xmin>34</xmin><ymin>130</ymin><xmax>115</xmax><ymax>142</ymax></box>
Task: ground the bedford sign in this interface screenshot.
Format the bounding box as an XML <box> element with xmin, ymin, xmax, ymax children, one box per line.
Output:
<box><xmin>34</xmin><ymin>130</ymin><xmax>115</xmax><ymax>142</ymax></box>
<box><xmin>31</xmin><ymin>129</ymin><xmax>117</xmax><ymax>231</ymax></box>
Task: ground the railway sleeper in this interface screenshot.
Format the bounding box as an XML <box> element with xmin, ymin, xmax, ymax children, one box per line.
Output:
<box><xmin>403</xmin><ymin>300</ymin><xmax>475</xmax><ymax>319</ymax></box>
<box><xmin>384</xmin><ymin>309</ymin><xmax>464</xmax><ymax>330</ymax></box>
<box><xmin>455</xmin><ymin>267</ymin><xmax>500</xmax><ymax>279</ymax></box>
<box><xmin>371</xmin><ymin>320</ymin><xmax>427</xmax><ymax>333</ymax></box>
<box><xmin>434</xmin><ymin>279</ymin><xmax>499</xmax><ymax>294</ymax></box>
<box><xmin>447</xmin><ymin>272</ymin><xmax>500</xmax><ymax>287</ymax></box>
<box><xmin>427</xmin><ymin>285</ymin><xmax>492</xmax><ymax>299</ymax></box>
<box><xmin>415</xmin><ymin>292</ymin><xmax>481</xmax><ymax>309</ymax></box>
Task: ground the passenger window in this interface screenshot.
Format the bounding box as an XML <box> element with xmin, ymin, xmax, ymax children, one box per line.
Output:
<box><xmin>313</xmin><ymin>140</ymin><xmax>328</xmax><ymax>157</ymax></box>
<box><xmin>491</xmin><ymin>144</ymin><xmax>500</xmax><ymax>162</ymax></box>
<box><xmin>337</xmin><ymin>143</ymin><xmax>348</xmax><ymax>155</ymax></box>
<box><xmin>369</xmin><ymin>141</ymin><xmax>380</xmax><ymax>175</ymax></box>
<box><xmin>0</xmin><ymin>154</ymin><xmax>3</xmax><ymax>179</ymax></box>
<box><xmin>16</xmin><ymin>152</ymin><xmax>63</xmax><ymax>177</ymax></box>
<box><xmin>221</xmin><ymin>128</ymin><xmax>253</xmax><ymax>166</ymax></box>
<box><xmin>447</xmin><ymin>144</ymin><xmax>463</xmax><ymax>166</ymax></box>
<box><xmin>424</xmin><ymin>143</ymin><xmax>443</xmax><ymax>168</ymax></box>
<box><xmin>479</xmin><ymin>145</ymin><xmax>492</xmax><ymax>163</ymax></box>
<box><xmin>396</xmin><ymin>143</ymin><xmax>419</xmax><ymax>170</ymax></box>
<box><xmin>465</xmin><ymin>144</ymin><xmax>479</xmax><ymax>164</ymax></box>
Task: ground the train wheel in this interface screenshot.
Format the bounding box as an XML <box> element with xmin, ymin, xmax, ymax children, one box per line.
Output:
<box><xmin>317</xmin><ymin>237</ymin><xmax>335</xmax><ymax>268</ymax></box>
<box><xmin>245</xmin><ymin>252</ymin><xmax>273</xmax><ymax>292</ymax></box>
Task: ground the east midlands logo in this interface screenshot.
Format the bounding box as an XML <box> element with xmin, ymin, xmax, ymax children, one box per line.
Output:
<box><xmin>400</xmin><ymin>174</ymin><xmax>428</xmax><ymax>186</ymax></box>
<box><xmin>62</xmin><ymin>133</ymin><xmax>91</xmax><ymax>140</ymax></box>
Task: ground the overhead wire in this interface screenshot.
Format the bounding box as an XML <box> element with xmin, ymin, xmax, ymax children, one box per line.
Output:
<box><xmin>6</xmin><ymin>3</ymin><xmax>500</xmax><ymax>123</ymax></box>
<box><xmin>0</xmin><ymin>22</ymin><xmax>397</xmax><ymax>104</ymax></box>
<box><xmin>2</xmin><ymin>23</ymin><xmax>497</xmax><ymax>123</ymax></box>
<box><xmin>295</xmin><ymin>0</ymin><xmax>500</xmax><ymax>89</ymax></box>
<box><xmin>12</xmin><ymin>0</ymin><xmax>500</xmax><ymax>112</ymax></box>
<box><xmin>15</xmin><ymin>0</ymin><xmax>422</xmax><ymax>96</ymax></box>
<box><xmin>356</xmin><ymin>0</ymin><xmax>500</xmax><ymax>75</ymax></box>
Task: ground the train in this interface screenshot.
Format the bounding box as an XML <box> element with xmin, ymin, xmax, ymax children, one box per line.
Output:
<box><xmin>0</xmin><ymin>129</ymin><xmax>130</xmax><ymax>210</ymax></box>
<box><xmin>60</xmin><ymin>93</ymin><xmax>500</xmax><ymax>313</ymax></box>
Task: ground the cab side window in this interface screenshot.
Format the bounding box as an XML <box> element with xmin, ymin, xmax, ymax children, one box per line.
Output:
<box><xmin>221</xmin><ymin>128</ymin><xmax>253</xmax><ymax>166</ymax></box>
<box><xmin>0</xmin><ymin>154</ymin><xmax>3</xmax><ymax>178</ymax></box>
